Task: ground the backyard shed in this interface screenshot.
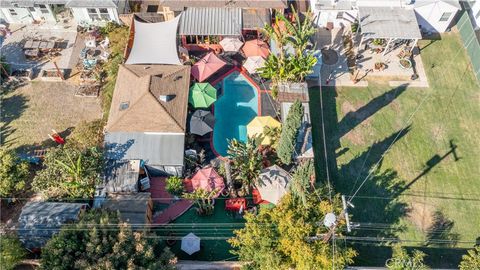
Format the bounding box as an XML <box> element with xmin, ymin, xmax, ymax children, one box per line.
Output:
<box><xmin>125</xmin><ymin>16</ymin><xmax>182</xmax><ymax>65</ymax></box>
<box><xmin>358</xmin><ymin>6</ymin><xmax>422</xmax><ymax>55</ymax></box>
<box><xmin>17</xmin><ymin>202</ymin><xmax>87</xmax><ymax>250</ymax></box>
<box><xmin>101</xmin><ymin>193</ymin><xmax>153</xmax><ymax>227</ymax></box>
<box><xmin>105</xmin><ymin>64</ymin><xmax>191</xmax><ymax>176</ymax></box>
<box><xmin>102</xmin><ymin>159</ymin><xmax>141</xmax><ymax>193</ymax></box>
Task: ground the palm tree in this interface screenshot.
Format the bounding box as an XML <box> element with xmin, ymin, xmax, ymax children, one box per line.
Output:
<box><xmin>183</xmin><ymin>188</ymin><xmax>218</xmax><ymax>216</ymax></box>
<box><xmin>227</xmin><ymin>137</ymin><xmax>263</xmax><ymax>195</ymax></box>
<box><xmin>262</xmin><ymin>15</ymin><xmax>290</xmax><ymax>61</ymax></box>
<box><xmin>289</xmin><ymin>160</ymin><xmax>315</xmax><ymax>207</ymax></box>
<box><xmin>280</xmin><ymin>6</ymin><xmax>316</xmax><ymax>56</ymax></box>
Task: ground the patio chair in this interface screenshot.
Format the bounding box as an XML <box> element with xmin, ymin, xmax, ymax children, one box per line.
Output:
<box><xmin>99</xmin><ymin>37</ymin><xmax>109</xmax><ymax>49</ymax></box>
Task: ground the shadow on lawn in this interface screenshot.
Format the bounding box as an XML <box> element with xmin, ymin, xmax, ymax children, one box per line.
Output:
<box><xmin>0</xmin><ymin>93</ymin><xmax>28</xmax><ymax>147</ymax></box>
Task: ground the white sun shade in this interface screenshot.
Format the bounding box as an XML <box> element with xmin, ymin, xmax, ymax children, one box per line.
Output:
<box><xmin>126</xmin><ymin>16</ymin><xmax>182</xmax><ymax>65</ymax></box>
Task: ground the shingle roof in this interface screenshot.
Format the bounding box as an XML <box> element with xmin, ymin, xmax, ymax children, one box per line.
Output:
<box><xmin>179</xmin><ymin>7</ymin><xmax>242</xmax><ymax>36</ymax></box>
<box><xmin>106</xmin><ymin>64</ymin><xmax>191</xmax><ymax>133</ymax></box>
<box><xmin>160</xmin><ymin>0</ymin><xmax>287</xmax><ymax>11</ymax></box>
<box><xmin>17</xmin><ymin>202</ymin><xmax>87</xmax><ymax>249</ymax></box>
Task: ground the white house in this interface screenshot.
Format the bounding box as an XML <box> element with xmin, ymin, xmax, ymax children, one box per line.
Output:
<box><xmin>309</xmin><ymin>0</ymin><xmax>461</xmax><ymax>33</ymax></box>
<box><xmin>471</xmin><ymin>0</ymin><xmax>480</xmax><ymax>28</ymax></box>
<box><xmin>0</xmin><ymin>0</ymin><xmax>127</xmax><ymax>25</ymax></box>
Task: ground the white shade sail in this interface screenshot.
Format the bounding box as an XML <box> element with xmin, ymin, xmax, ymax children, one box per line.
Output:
<box><xmin>181</xmin><ymin>233</ymin><xmax>200</xmax><ymax>255</ymax></box>
<box><xmin>126</xmin><ymin>16</ymin><xmax>182</xmax><ymax>65</ymax></box>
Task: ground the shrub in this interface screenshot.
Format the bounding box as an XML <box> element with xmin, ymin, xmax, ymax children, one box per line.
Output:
<box><xmin>0</xmin><ymin>148</ymin><xmax>29</xmax><ymax>198</ymax></box>
<box><xmin>67</xmin><ymin>119</ymin><xmax>105</xmax><ymax>150</ymax></box>
<box><xmin>166</xmin><ymin>176</ymin><xmax>184</xmax><ymax>196</ymax></box>
<box><xmin>459</xmin><ymin>246</ymin><xmax>480</xmax><ymax>270</ymax></box>
<box><xmin>277</xmin><ymin>100</ymin><xmax>304</xmax><ymax>165</ymax></box>
<box><xmin>0</xmin><ymin>234</ymin><xmax>26</xmax><ymax>270</ymax></box>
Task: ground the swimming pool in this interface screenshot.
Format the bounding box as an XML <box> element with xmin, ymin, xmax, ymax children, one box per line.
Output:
<box><xmin>213</xmin><ymin>72</ymin><xmax>259</xmax><ymax>156</ymax></box>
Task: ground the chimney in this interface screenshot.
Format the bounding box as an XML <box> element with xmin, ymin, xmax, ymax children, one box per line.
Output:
<box><xmin>159</xmin><ymin>94</ymin><xmax>175</xmax><ymax>102</ymax></box>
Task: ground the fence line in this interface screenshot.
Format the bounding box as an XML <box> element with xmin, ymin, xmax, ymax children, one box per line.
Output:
<box><xmin>457</xmin><ymin>10</ymin><xmax>480</xmax><ymax>82</ymax></box>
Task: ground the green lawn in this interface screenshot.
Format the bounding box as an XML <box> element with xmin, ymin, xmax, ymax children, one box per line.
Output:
<box><xmin>309</xmin><ymin>32</ymin><xmax>480</xmax><ymax>267</ymax></box>
<box><xmin>155</xmin><ymin>198</ymin><xmax>245</xmax><ymax>261</ymax></box>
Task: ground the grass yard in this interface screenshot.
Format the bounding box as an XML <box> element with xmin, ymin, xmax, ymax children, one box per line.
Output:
<box><xmin>309</xmin><ymin>32</ymin><xmax>480</xmax><ymax>267</ymax></box>
<box><xmin>1</xmin><ymin>81</ymin><xmax>102</xmax><ymax>152</ymax></box>
<box><xmin>155</xmin><ymin>198</ymin><xmax>245</xmax><ymax>261</ymax></box>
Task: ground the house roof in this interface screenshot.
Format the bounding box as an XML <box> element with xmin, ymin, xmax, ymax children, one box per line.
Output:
<box><xmin>101</xmin><ymin>193</ymin><xmax>151</xmax><ymax>225</ymax></box>
<box><xmin>102</xmin><ymin>160</ymin><xmax>141</xmax><ymax>193</ymax></box>
<box><xmin>359</xmin><ymin>7</ymin><xmax>422</xmax><ymax>39</ymax></box>
<box><xmin>104</xmin><ymin>132</ymin><xmax>186</xmax><ymax>166</ymax></box>
<box><xmin>414</xmin><ymin>0</ymin><xmax>461</xmax><ymax>9</ymax></box>
<box><xmin>179</xmin><ymin>7</ymin><xmax>243</xmax><ymax>36</ymax></box>
<box><xmin>311</xmin><ymin>0</ymin><xmax>353</xmax><ymax>10</ymax></box>
<box><xmin>160</xmin><ymin>0</ymin><xmax>287</xmax><ymax>11</ymax></box>
<box><xmin>66</xmin><ymin>0</ymin><xmax>116</xmax><ymax>8</ymax></box>
<box><xmin>106</xmin><ymin>64</ymin><xmax>191</xmax><ymax>133</ymax></box>
<box><xmin>242</xmin><ymin>8</ymin><xmax>270</xmax><ymax>29</ymax></box>
<box><xmin>18</xmin><ymin>202</ymin><xmax>87</xmax><ymax>249</ymax></box>
<box><xmin>125</xmin><ymin>16</ymin><xmax>182</xmax><ymax>65</ymax></box>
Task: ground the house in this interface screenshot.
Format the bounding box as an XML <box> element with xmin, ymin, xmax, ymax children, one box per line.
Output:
<box><xmin>309</xmin><ymin>0</ymin><xmax>461</xmax><ymax>34</ymax></box>
<box><xmin>466</xmin><ymin>0</ymin><xmax>480</xmax><ymax>29</ymax></box>
<box><xmin>0</xmin><ymin>0</ymin><xmax>127</xmax><ymax>25</ymax></box>
<box><xmin>104</xmin><ymin>64</ymin><xmax>191</xmax><ymax>177</ymax></box>
<box><xmin>101</xmin><ymin>193</ymin><xmax>153</xmax><ymax>228</ymax></box>
<box><xmin>17</xmin><ymin>202</ymin><xmax>87</xmax><ymax>251</ymax></box>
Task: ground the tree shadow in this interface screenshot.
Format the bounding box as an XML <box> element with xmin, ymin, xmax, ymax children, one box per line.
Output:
<box><xmin>0</xmin><ymin>93</ymin><xmax>28</xmax><ymax>147</ymax></box>
<box><xmin>104</xmin><ymin>139</ymin><xmax>135</xmax><ymax>160</ymax></box>
<box><xmin>338</xmin><ymin>84</ymin><xmax>408</xmax><ymax>138</ymax></box>
<box><xmin>425</xmin><ymin>210</ymin><xmax>460</xmax><ymax>248</ymax></box>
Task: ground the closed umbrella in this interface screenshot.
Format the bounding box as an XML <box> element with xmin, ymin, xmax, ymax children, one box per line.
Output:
<box><xmin>181</xmin><ymin>233</ymin><xmax>200</xmax><ymax>255</ymax></box>
<box><xmin>219</xmin><ymin>37</ymin><xmax>243</xmax><ymax>52</ymax></box>
<box><xmin>243</xmin><ymin>56</ymin><xmax>266</xmax><ymax>74</ymax></box>
<box><xmin>190</xmin><ymin>110</ymin><xmax>215</xmax><ymax>136</ymax></box>
<box><xmin>256</xmin><ymin>165</ymin><xmax>291</xmax><ymax>205</ymax></box>
<box><xmin>189</xmin><ymin>83</ymin><xmax>217</xmax><ymax>108</ymax></box>
<box><xmin>247</xmin><ymin>116</ymin><xmax>281</xmax><ymax>145</ymax></box>
<box><xmin>191</xmin><ymin>52</ymin><xmax>226</xmax><ymax>82</ymax></box>
<box><xmin>242</xmin><ymin>39</ymin><xmax>270</xmax><ymax>58</ymax></box>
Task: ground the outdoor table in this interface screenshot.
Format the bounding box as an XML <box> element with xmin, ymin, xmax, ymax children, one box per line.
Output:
<box><xmin>23</xmin><ymin>39</ymin><xmax>34</xmax><ymax>49</ymax></box>
<box><xmin>225</xmin><ymin>198</ymin><xmax>247</xmax><ymax>212</ymax></box>
<box><xmin>24</xmin><ymin>49</ymin><xmax>39</xmax><ymax>58</ymax></box>
<box><xmin>31</xmin><ymin>40</ymin><xmax>40</xmax><ymax>48</ymax></box>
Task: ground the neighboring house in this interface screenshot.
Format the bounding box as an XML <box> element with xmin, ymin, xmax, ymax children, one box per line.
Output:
<box><xmin>0</xmin><ymin>0</ymin><xmax>127</xmax><ymax>25</ymax></box>
<box><xmin>309</xmin><ymin>0</ymin><xmax>461</xmax><ymax>33</ymax></box>
<box><xmin>104</xmin><ymin>64</ymin><xmax>191</xmax><ymax>177</ymax></box>
<box><xmin>470</xmin><ymin>0</ymin><xmax>480</xmax><ymax>28</ymax></box>
<box><xmin>17</xmin><ymin>202</ymin><xmax>87</xmax><ymax>251</ymax></box>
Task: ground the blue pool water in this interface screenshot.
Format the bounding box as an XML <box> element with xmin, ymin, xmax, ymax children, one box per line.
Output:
<box><xmin>213</xmin><ymin>72</ymin><xmax>259</xmax><ymax>156</ymax></box>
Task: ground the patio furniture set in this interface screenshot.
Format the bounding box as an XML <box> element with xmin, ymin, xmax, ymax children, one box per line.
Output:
<box><xmin>23</xmin><ymin>38</ymin><xmax>64</xmax><ymax>60</ymax></box>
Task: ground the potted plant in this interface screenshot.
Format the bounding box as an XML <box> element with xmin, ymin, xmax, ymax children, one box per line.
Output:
<box><xmin>374</xmin><ymin>61</ymin><xmax>386</xmax><ymax>71</ymax></box>
<box><xmin>166</xmin><ymin>176</ymin><xmax>184</xmax><ymax>198</ymax></box>
<box><xmin>399</xmin><ymin>58</ymin><xmax>412</xmax><ymax>69</ymax></box>
<box><xmin>183</xmin><ymin>189</ymin><xmax>217</xmax><ymax>216</ymax></box>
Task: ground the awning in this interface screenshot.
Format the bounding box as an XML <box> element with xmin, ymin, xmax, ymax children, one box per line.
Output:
<box><xmin>125</xmin><ymin>16</ymin><xmax>181</xmax><ymax>65</ymax></box>
<box><xmin>359</xmin><ymin>7</ymin><xmax>422</xmax><ymax>40</ymax></box>
<box><xmin>179</xmin><ymin>7</ymin><xmax>242</xmax><ymax>36</ymax></box>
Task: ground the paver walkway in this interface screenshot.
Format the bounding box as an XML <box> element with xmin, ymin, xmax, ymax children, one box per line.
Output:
<box><xmin>149</xmin><ymin>177</ymin><xmax>193</xmax><ymax>224</ymax></box>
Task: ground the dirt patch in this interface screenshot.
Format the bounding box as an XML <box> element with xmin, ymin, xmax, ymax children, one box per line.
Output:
<box><xmin>407</xmin><ymin>201</ymin><xmax>435</xmax><ymax>232</ymax></box>
<box><xmin>341</xmin><ymin>101</ymin><xmax>357</xmax><ymax>116</ymax></box>
<box><xmin>431</xmin><ymin>125</ymin><xmax>446</xmax><ymax>143</ymax></box>
<box><xmin>345</xmin><ymin>129</ymin><xmax>365</xmax><ymax>145</ymax></box>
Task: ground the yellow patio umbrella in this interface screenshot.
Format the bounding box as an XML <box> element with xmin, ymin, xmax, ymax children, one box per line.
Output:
<box><xmin>247</xmin><ymin>116</ymin><xmax>281</xmax><ymax>145</ymax></box>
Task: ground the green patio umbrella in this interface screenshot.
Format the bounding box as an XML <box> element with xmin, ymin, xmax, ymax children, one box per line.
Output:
<box><xmin>189</xmin><ymin>83</ymin><xmax>217</xmax><ymax>108</ymax></box>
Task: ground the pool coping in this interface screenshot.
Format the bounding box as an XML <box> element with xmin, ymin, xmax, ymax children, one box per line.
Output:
<box><xmin>209</xmin><ymin>67</ymin><xmax>264</xmax><ymax>159</ymax></box>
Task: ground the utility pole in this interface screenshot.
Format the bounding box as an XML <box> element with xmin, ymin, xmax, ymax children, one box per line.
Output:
<box><xmin>341</xmin><ymin>195</ymin><xmax>354</xmax><ymax>233</ymax></box>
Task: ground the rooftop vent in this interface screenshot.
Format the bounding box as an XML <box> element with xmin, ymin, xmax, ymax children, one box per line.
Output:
<box><xmin>159</xmin><ymin>94</ymin><xmax>175</xmax><ymax>102</ymax></box>
<box><xmin>174</xmin><ymin>75</ymin><xmax>183</xmax><ymax>81</ymax></box>
<box><xmin>119</xmin><ymin>101</ymin><xmax>130</xmax><ymax>111</ymax></box>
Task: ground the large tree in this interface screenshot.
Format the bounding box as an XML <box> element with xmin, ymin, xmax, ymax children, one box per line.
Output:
<box><xmin>227</xmin><ymin>137</ymin><xmax>263</xmax><ymax>194</ymax></box>
<box><xmin>41</xmin><ymin>210</ymin><xmax>176</xmax><ymax>270</ymax></box>
<box><xmin>32</xmin><ymin>146</ymin><xmax>103</xmax><ymax>200</ymax></box>
<box><xmin>277</xmin><ymin>100</ymin><xmax>304</xmax><ymax>165</ymax></box>
<box><xmin>0</xmin><ymin>148</ymin><xmax>29</xmax><ymax>198</ymax></box>
<box><xmin>386</xmin><ymin>244</ymin><xmax>429</xmax><ymax>270</ymax></box>
<box><xmin>229</xmin><ymin>190</ymin><xmax>356</xmax><ymax>269</ymax></box>
<box><xmin>289</xmin><ymin>160</ymin><xmax>315</xmax><ymax>206</ymax></box>
<box><xmin>0</xmin><ymin>234</ymin><xmax>26</xmax><ymax>270</ymax></box>
<box><xmin>459</xmin><ymin>246</ymin><xmax>480</xmax><ymax>270</ymax></box>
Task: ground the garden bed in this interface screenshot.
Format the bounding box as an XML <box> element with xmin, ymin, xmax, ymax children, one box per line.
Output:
<box><xmin>40</xmin><ymin>69</ymin><xmax>65</xmax><ymax>81</ymax></box>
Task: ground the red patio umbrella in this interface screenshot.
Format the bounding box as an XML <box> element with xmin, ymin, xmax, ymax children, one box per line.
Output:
<box><xmin>188</xmin><ymin>167</ymin><xmax>225</xmax><ymax>198</ymax></box>
<box><xmin>191</xmin><ymin>52</ymin><xmax>227</xmax><ymax>82</ymax></box>
<box><xmin>242</xmin><ymin>39</ymin><xmax>270</xmax><ymax>58</ymax></box>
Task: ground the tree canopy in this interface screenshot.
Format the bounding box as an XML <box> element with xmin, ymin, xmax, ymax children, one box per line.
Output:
<box><xmin>227</xmin><ymin>137</ymin><xmax>263</xmax><ymax>194</ymax></box>
<box><xmin>0</xmin><ymin>148</ymin><xmax>29</xmax><ymax>198</ymax></box>
<box><xmin>0</xmin><ymin>234</ymin><xmax>26</xmax><ymax>270</ymax></box>
<box><xmin>229</xmin><ymin>190</ymin><xmax>356</xmax><ymax>269</ymax></box>
<box><xmin>41</xmin><ymin>210</ymin><xmax>176</xmax><ymax>270</ymax></box>
<box><xmin>459</xmin><ymin>246</ymin><xmax>480</xmax><ymax>270</ymax></box>
<box><xmin>32</xmin><ymin>145</ymin><xmax>103</xmax><ymax>200</ymax></box>
<box><xmin>386</xmin><ymin>244</ymin><xmax>429</xmax><ymax>270</ymax></box>
<box><xmin>277</xmin><ymin>100</ymin><xmax>304</xmax><ymax>165</ymax></box>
